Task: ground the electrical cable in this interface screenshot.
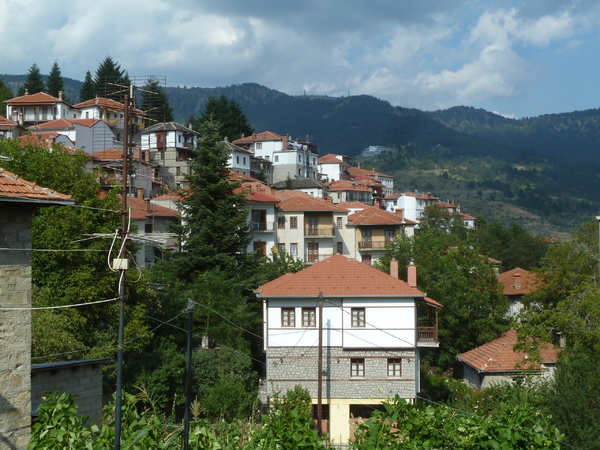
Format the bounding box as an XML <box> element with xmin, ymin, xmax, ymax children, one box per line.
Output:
<box><xmin>0</xmin><ymin>297</ymin><xmax>118</xmax><ymax>311</ymax></box>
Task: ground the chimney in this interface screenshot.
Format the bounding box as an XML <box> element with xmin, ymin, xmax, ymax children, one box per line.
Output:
<box><xmin>58</xmin><ymin>90</ymin><xmax>63</xmax><ymax>101</ymax></box>
<box><xmin>390</xmin><ymin>258</ymin><xmax>399</xmax><ymax>279</ymax></box>
<box><xmin>513</xmin><ymin>272</ymin><xmax>521</xmax><ymax>290</ymax></box>
<box><xmin>407</xmin><ymin>258</ymin><xmax>417</xmax><ymax>287</ymax></box>
<box><xmin>137</xmin><ymin>186</ymin><xmax>144</xmax><ymax>200</ymax></box>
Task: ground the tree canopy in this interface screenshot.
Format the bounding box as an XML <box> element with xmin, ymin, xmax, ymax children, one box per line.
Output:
<box><xmin>46</xmin><ymin>61</ymin><xmax>70</xmax><ymax>102</ymax></box>
<box><xmin>195</xmin><ymin>95</ymin><xmax>254</xmax><ymax>141</ymax></box>
<box><xmin>79</xmin><ymin>71</ymin><xmax>95</xmax><ymax>102</ymax></box>
<box><xmin>141</xmin><ymin>77</ymin><xmax>174</xmax><ymax>126</ymax></box>
<box><xmin>93</xmin><ymin>56</ymin><xmax>130</xmax><ymax>101</ymax></box>
<box><xmin>0</xmin><ymin>79</ymin><xmax>12</xmax><ymax>115</ymax></box>
<box><xmin>18</xmin><ymin>62</ymin><xmax>45</xmax><ymax>95</ymax></box>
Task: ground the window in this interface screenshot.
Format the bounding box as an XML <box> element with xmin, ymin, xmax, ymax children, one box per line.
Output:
<box><xmin>274</xmin><ymin>155</ymin><xmax>279</xmax><ymax>162</ymax></box>
<box><xmin>336</xmin><ymin>217</ymin><xmax>343</xmax><ymax>229</ymax></box>
<box><xmin>282</xmin><ymin>308</ymin><xmax>295</xmax><ymax>327</ymax></box>
<box><xmin>256</xmin><ymin>143</ymin><xmax>262</xmax><ymax>149</ymax></box>
<box><xmin>351</xmin><ymin>308</ymin><xmax>365</xmax><ymax>327</ymax></box>
<box><xmin>387</xmin><ymin>359</ymin><xmax>402</xmax><ymax>377</ymax></box>
<box><xmin>290</xmin><ymin>216</ymin><xmax>298</xmax><ymax>229</ymax></box>
<box><xmin>361</xmin><ymin>254</ymin><xmax>372</xmax><ymax>266</ymax></box>
<box><xmin>302</xmin><ymin>308</ymin><xmax>316</xmax><ymax>327</ymax></box>
<box><xmin>351</xmin><ymin>358</ymin><xmax>365</xmax><ymax>377</ymax></box>
<box><xmin>144</xmin><ymin>223</ymin><xmax>153</xmax><ymax>233</ymax></box>
<box><xmin>277</xmin><ymin>243</ymin><xmax>285</xmax><ymax>252</ymax></box>
<box><xmin>277</xmin><ymin>216</ymin><xmax>286</xmax><ymax>229</ymax></box>
<box><xmin>290</xmin><ymin>243</ymin><xmax>298</xmax><ymax>256</ymax></box>
<box><xmin>337</xmin><ymin>242</ymin><xmax>343</xmax><ymax>254</ymax></box>
<box><xmin>385</xmin><ymin>229</ymin><xmax>395</xmax><ymax>242</ymax></box>
<box><xmin>236</xmin><ymin>156</ymin><xmax>240</xmax><ymax>164</ymax></box>
<box><xmin>243</xmin><ymin>157</ymin><xmax>247</xmax><ymax>165</ymax></box>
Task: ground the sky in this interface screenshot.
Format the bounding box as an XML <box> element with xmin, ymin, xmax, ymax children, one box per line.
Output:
<box><xmin>2</xmin><ymin>0</ymin><xmax>600</xmax><ymax>119</ymax></box>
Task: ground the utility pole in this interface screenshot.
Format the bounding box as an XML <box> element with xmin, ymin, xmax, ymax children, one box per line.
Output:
<box><xmin>317</xmin><ymin>292</ymin><xmax>324</xmax><ymax>436</ymax></box>
<box><xmin>114</xmin><ymin>90</ymin><xmax>132</xmax><ymax>450</ymax></box>
<box><xmin>183</xmin><ymin>298</ymin><xmax>195</xmax><ymax>450</ymax></box>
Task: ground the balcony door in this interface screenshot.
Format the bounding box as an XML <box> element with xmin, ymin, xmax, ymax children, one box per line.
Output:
<box><xmin>307</xmin><ymin>242</ymin><xmax>319</xmax><ymax>262</ymax></box>
<box><xmin>251</xmin><ymin>209</ymin><xmax>267</xmax><ymax>231</ymax></box>
<box><xmin>307</xmin><ymin>217</ymin><xmax>318</xmax><ymax>235</ymax></box>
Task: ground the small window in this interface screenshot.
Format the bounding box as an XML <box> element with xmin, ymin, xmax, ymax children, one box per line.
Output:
<box><xmin>351</xmin><ymin>308</ymin><xmax>365</xmax><ymax>327</ymax></box>
<box><xmin>277</xmin><ymin>217</ymin><xmax>286</xmax><ymax>229</ymax></box>
<box><xmin>351</xmin><ymin>358</ymin><xmax>365</xmax><ymax>378</ymax></box>
<box><xmin>361</xmin><ymin>254</ymin><xmax>372</xmax><ymax>266</ymax></box>
<box><xmin>290</xmin><ymin>243</ymin><xmax>298</xmax><ymax>256</ymax></box>
<box><xmin>243</xmin><ymin>157</ymin><xmax>246</xmax><ymax>165</ymax></box>
<box><xmin>387</xmin><ymin>359</ymin><xmax>402</xmax><ymax>378</ymax></box>
<box><xmin>336</xmin><ymin>217</ymin><xmax>342</xmax><ymax>229</ymax></box>
<box><xmin>282</xmin><ymin>308</ymin><xmax>295</xmax><ymax>327</ymax></box>
<box><xmin>277</xmin><ymin>243</ymin><xmax>285</xmax><ymax>252</ymax></box>
<box><xmin>256</xmin><ymin>143</ymin><xmax>262</xmax><ymax>149</ymax></box>
<box><xmin>290</xmin><ymin>216</ymin><xmax>298</xmax><ymax>229</ymax></box>
<box><xmin>274</xmin><ymin>155</ymin><xmax>279</xmax><ymax>162</ymax></box>
<box><xmin>302</xmin><ymin>308</ymin><xmax>316</xmax><ymax>327</ymax></box>
<box><xmin>337</xmin><ymin>242</ymin><xmax>343</xmax><ymax>254</ymax></box>
<box><xmin>236</xmin><ymin>156</ymin><xmax>240</xmax><ymax>164</ymax></box>
<box><xmin>144</xmin><ymin>223</ymin><xmax>153</xmax><ymax>233</ymax></box>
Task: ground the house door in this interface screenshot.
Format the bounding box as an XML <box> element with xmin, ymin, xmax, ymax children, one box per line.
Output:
<box><xmin>308</xmin><ymin>217</ymin><xmax>318</xmax><ymax>235</ymax></box>
<box><xmin>307</xmin><ymin>242</ymin><xmax>319</xmax><ymax>263</ymax></box>
<box><xmin>251</xmin><ymin>209</ymin><xmax>267</xmax><ymax>230</ymax></box>
<box><xmin>361</xmin><ymin>229</ymin><xmax>372</xmax><ymax>247</ymax></box>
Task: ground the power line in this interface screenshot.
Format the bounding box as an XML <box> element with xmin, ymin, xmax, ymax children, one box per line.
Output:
<box><xmin>0</xmin><ymin>297</ymin><xmax>118</xmax><ymax>311</ymax></box>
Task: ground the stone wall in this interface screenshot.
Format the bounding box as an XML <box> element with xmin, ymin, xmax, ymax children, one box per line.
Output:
<box><xmin>267</xmin><ymin>346</ymin><xmax>416</xmax><ymax>401</ymax></box>
<box><xmin>0</xmin><ymin>204</ymin><xmax>34</xmax><ymax>449</ymax></box>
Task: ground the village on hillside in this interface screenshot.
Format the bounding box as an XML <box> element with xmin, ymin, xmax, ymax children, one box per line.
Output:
<box><xmin>0</xmin><ymin>88</ymin><xmax>582</xmax><ymax>448</ymax></box>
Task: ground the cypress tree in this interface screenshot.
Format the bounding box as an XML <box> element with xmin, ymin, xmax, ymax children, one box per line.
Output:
<box><xmin>18</xmin><ymin>63</ymin><xmax>45</xmax><ymax>96</ymax></box>
<box><xmin>93</xmin><ymin>56</ymin><xmax>130</xmax><ymax>101</ymax></box>
<box><xmin>141</xmin><ymin>77</ymin><xmax>174</xmax><ymax>125</ymax></box>
<box><xmin>46</xmin><ymin>61</ymin><xmax>64</xmax><ymax>99</ymax></box>
<box><xmin>0</xmin><ymin>79</ymin><xmax>12</xmax><ymax>116</ymax></box>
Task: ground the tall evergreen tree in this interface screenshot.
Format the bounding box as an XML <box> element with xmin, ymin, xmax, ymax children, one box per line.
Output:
<box><xmin>197</xmin><ymin>95</ymin><xmax>254</xmax><ymax>141</ymax></box>
<box><xmin>17</xmin><ymin>62</ymin><xmax>45</xmax><ymax>95</ymax></box>
<box><xmin>46</xmin><ymin>61</ymin><xmax>64</xmax><ymax>99</ymax></box>
<box><xmin>0</xmin><ymin>79</ymin><xmax>13</xmax><ymax>116</ymax></box>
<box><xmin>79</xmin><ymin>71</ymin><xmax>95</xmax><ymax>102</ymax></box>
<box><xmin>141</xmin><ymin>77</ymin><xmax>174</xmax><ymax>125</ymax></box>
<box><xmin>93</xmin><ymin>56</ymin><xmax>130</xmax><ymax>101</ymax></box>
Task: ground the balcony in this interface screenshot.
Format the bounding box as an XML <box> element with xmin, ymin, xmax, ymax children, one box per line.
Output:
<box><xmin>248</xmin><ymin>221</ymin><xmax>275</xmax><ymax>232</ymax></box>
<box><xmin>417</xmin><ymin>301</ymin><xmax>440</xmax><ymax>347</ymax></box>
<box><xmin>417</xmin><ymin>327</ymin><xmax>438</xmax><ymax>344</ymax></box>
<box><xmin>304</xmin><ymin>226</ymin><xmax>335</xmax><ymax>238</ymax></box>
<box><xmin>305</xmin><ymin>253</ymin><xmax>334</xmax><ymax>264</ymax></box>
<box><xmin>358</xmin><ymin>239</ymin><xmax>394</xmax><ymax>251</ymax></box>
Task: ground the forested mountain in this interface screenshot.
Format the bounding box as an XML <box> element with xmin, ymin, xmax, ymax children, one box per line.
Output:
<box><xmin>3</xmin><ymin>74</ymin><xmax>600</xmax><ymax>235</ymax></box>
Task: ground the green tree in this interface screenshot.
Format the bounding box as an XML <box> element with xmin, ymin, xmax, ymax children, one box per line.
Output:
<box><xmin>378</xmin><ymin>229</ymin><xmax>509</xmax><ymax>367</ymax></box>
<box><xmin>46</xmin><ymin>61</ymin><xmax>71</xmax><ymax>103</ymax></box>
<box><xmin>196</xmin><ymin>95</ymin><xmax>254</xmax><ymax>141</ymax></box>
<box><xmin>93</xmin><ymin>56</ymin><xmax>130</xmax><ymax>101</ymax></box>
<box><xmin>141</xmin><ymin>77</ymin><xmax>174</xmax><ymax>125</ymax></box>
<box><xmin>79</xmin><ymin>70</ymin><xmax>95</xmax><ymax>102</ymax></box>
<box><xmin>0</xmin><ymin>78</ymin><xmax>13</xmax><ymax>115</ymax></box>
<box><xmin>284</xmin><ymin>173</ymin><xmax>295</xmax><ymax>190</ymax></box>
<box><xmin>18</xmin><ymin>62</ymin><xmax>45</xmax><ymax>95</ymax></box>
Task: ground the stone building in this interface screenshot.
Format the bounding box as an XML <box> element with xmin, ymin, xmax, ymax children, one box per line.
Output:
<box><xmin>0</xmin><ymin>168</ymin><xmax>72</xmax><ymax>448</ymax></box>
<box><xmin>256</xmin><ymin>254</ymin><xmax>441</xmax><ymax>446</ymax></box>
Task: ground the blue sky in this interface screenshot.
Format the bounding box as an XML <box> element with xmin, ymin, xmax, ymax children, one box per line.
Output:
<box><xmin>2</xmin><ymin>0</ymin><xmax>600</xmax><ymax>118</ymax></box>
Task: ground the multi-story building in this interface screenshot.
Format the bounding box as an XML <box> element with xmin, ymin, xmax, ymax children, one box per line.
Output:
<box><xmin>318</xmin><ymin>153</ymin><xmax>352</xmax><ymax>182</ymax></box>
<box><xmin>326</xmin><ymin>179</ymin><xmax>373</xmax><ymax>205</ymax></box>
<box><xmin>29</xmin><ymin>118</ymin><xmax>115</xmax><ymax>154</ymax></box>
<box><xmin>140</xmin><ymin>122</ymin><xmax>198</xmax><ymax>190</ymax></box>
<box><xmin>385</xmin><ymin>191</ymin><xmax>439</xmax><ymax>222</ymax></box>
<box><xmin>5</xmin><ymin>91</ymin><xmax>77</xmax><ymax>126</ymax></box>
<box><xmin>257</xmin><ymin>254</ymin><xmax>441</xmax><ymax>445</ymax></box>
<box><xmin>233</xmin><ymin>131</ymin><xmax>319</xmax><ymax>183</ymax></box>
<box><xmin>348</xmin><ymin>165</ymin><xmax>394</xmax><ymax>197</ymax></box>
<box><xmin>0</xmin><ymin>115</ymin><xmax>26</xmax><ymax>139</ymax></box>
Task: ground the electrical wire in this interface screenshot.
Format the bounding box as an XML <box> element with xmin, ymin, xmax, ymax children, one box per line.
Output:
<box><xmin>0</xmin><ymin>297</ymin><xmax>118</xmax><ymax>311</ymax></box>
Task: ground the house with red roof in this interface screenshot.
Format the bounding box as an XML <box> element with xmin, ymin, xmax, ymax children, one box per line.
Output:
<box><xmin>317</xmin><ymin>153</ymin><xmax>352</xmax><ymax>182</ymax></box>
<box><xmin>347</xmin><ymin>206</ymin><xmax>416</xmax><ymax>265</ymax></box>
<box><xmin>497</xmin><ymin>268</ymin><xmax>541</xmax><ymax>318</ymax></box>
<box><xmin>326</xmin><ymin>179</ymin><xmax>373</xmax><ymax>205</ymax></box>
<box><xmin>257</xmin><ymin>254</ymin><xmax>441</xmax><ymax>445</ymax></box>
<box><xmin>0</xmin><ymin>115</ymin><xmax>26</xmax><ymax>139</ymax></box>
<box><xmin>241</xmin><ymin>186</ymin><xmax>281</xmax><ymax>257</ymax></box>
<box><xmin>348</xmin><ymin>165</ymin><xmax>394</xmax><ymax>197</ymax></box>
<box><xmin>456</xmin><ymin>329</ymin><xmax>560</xmax><ymax>390</ymax></box>
<box><xmin>5</xmin><ymin>91</ymin><xmax>77</xmax><ymax>127</ymax></box>
<box><xmin>29</xmin><ymin>118</ymin><xmax>115</xmax><ymax>153</ymax></box>
<box><xmin>0</xmin><ymin>168</ymin><xmax>72</xmax><ymax>447</ymax></box>
<box><xmin>385</xmin><ymin>191</ymin><xmax>439</xmax><ymax>222</ymax></box>
<box><xmin>233</xmin><ymin>131</ymin><xmax>319</xmax><ymax>183</ymax></box>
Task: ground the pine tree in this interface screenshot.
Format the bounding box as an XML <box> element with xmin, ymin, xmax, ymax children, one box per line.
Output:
<box><xmin>0</xmin><ymin>79</ymin><xmax>12</xmax><ymax>116</ymax></box>
<box><xmin>168</xmin><ymin>118</ymin><xmax>252</xmax><ymax>280</ymax></box>
<box><xmin>93</xmin><ymin>56</ymin><xmax>130</xmax><ymax>101</ymax></box>
<box><xmin>46</xmin><ymin>61</ymin><xmax>64</xmax><ymax>99</ymax></box>
<box><xmin>141</xmin><ymin>77</ymin><xmax>174</xmax><ymax>125</ymax></box>
<box><xmin>198</xmin><ymin>95</ymin><xmax>254</xmax><ymax>141</ymax></box>
<box><xmin>79</xmin><ymin>71</ymin><xmax>95</xmax><ymax>102</ymax></box>
<box><xmin>18</xmin><ymin>62</ymin><xmax>45</xmax><ymax>95</ymax></box>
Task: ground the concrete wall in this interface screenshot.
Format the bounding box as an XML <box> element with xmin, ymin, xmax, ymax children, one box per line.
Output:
<box><xmin>0</xmin><ymin>204</ymin><xmax>34</xmax><ymax>449</ymax></box>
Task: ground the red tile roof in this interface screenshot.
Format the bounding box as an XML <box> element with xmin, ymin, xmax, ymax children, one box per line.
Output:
<box><xmin>318</xmin><ymin>154</ymin><xmax>349</xmax><ymax>165</ymax></box>
<box><xmin>233</xmin><ymin>131</ymin><xmax>284</xmax><ymax>144</ymax></box>
<box><xmin>348</xmin><ymin>166</ymin><xmax>392</xmax><ymax>178</ymax></box>
<box><xmin>336</xmin><ymin>201</ymin><xmax>370</xmax><ymax>210</ymax></box>
<box><xmin>5</xmin><ymin>92</ymin><xmax>63</xmax><ymax>105</ymax></box>
<box><xmin>0</xmin><ymin>168</ymin><xmax>72</xmax><ymax>203</ymax></box>
<box><xmin>30</xmin><ymin>118</ymin><xmax>100</xmax><ymax>129</ymax></box>
<box><xmin>257</xmin><ymin>253</ymin><xmax>425</xmax><ymax>298</ymax></box>
<box><xmin>497</xmin><ymin>268</ymin><xmax>541</xmax><ymax>295</ymax></box>
<box><xmin>0</xmin><ymin>115</ymin><xmax>19</xmax><ymax>130</ymax></box>
<box><xmin>327</xmin><ymin>179</ymin><xmax>371</xmax><ymax>192</ymax></box>
<box><xmin>457</xmin><ymin>329</ymin><xmax>560</xmax><ymax>372</ymax></box>
<box><xmin>74</xmin><ymin>97</ymin><xmax>143</xmax><ymax>114</ymax></box>
<box><xmin>125</xmin><ymin>195</ymin><xmax>179</xmax><ymax>218</ymax></box>
<box><xmin>277</xmin><ymin>193</ymin><xmax>340</xmax><ymax>212</ymax></box>
<box><xmin>348</xmin><ymin>205</ymin><xmax>416</xmax><ymax>226</ymax></box>
<box><xmin>18</xmin><ymin>133</ymin><xmax>75</xmax><ymax>149</ymax></box>
<box><xmin>234</xmin><ymin>186</ymin><xmax>280</xmax><ymax>203</ymax></box>
<box><xmin>91</xmin><ymin>149</ymin><xmax>124</xmax><ymax>160</ymax></box>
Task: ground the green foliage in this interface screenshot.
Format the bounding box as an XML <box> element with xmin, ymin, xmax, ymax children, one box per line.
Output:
<box><xmin>192</xmin><ymin>347</ymin><xmax>258</xmax><ymax>421</ymax></box>
<box><xmin>352</xmin><ymin>393</ymin><xmax>563</xmax><ymax>449</ymax></box>
<box><xmin>18</xmin><ymin>62</ymin><xmax>45</xmax><ymax>95</ymax></box>
<box><xmin>196</xmin><ymin>95</ymin><xmax>254</xmax><ymax>141</ymax></box>
<box><xmin>141</xmin><ymin>77</ymin><xmax>174</xmax><ymax>125</ymax></box>
<box><xmin>0</xmin><ymin>78</ymin><xmax>12</xmax><ymax>115</ymax></box>
<box><xmin>93</xmin><ymin>56</ymin><xmax>130</xmax><ymax>101</ymax></box>
<box><xmin>284</xmin><ymin>173</ymin><xmax>295</xmax><ymax>190</ymax></box>
<box><xmin>256</xmin><ymin>249</ymin><xmax>305</xmax><ymax>285</ymax></box>
<box><xmin>46</xmin><ymin>61</ymin><xmax>70</xmax><ymax>102</ymax></box>
<box><xmin>378</xmin><ymin>227</ymin><xmax>509</xmax><ymax>367</ymax></box>
<box><xmin>79</xmin><ymin>71</ymin><xmax>95</xmax><ymax>102</ymax></box>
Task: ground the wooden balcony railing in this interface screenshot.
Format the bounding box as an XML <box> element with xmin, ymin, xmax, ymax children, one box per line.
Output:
<box><xmin>304</xmin><ymin>226</ymin><xmax>335</xmax><ymax>237</ymax></box>
<box><xmin>417</xmin><ymin>327</ymin><xmax>438</xmax><ymax>343</ymax></box>
<box><xmin>358</xmin><ymin>239</ymin><xmax>394</xmax><ymax>250</ymax></box>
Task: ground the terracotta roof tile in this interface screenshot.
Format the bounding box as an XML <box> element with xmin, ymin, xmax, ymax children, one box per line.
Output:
<box><xmin>277</xmin><ymin>193</ymin><xmax>340</xmax><ymax>212</ymax></box>
<box><xmin>349</xmin><ymin>205</ymin><xmax>416</xmax><ymax>225</ymax></box>
<box><xmin>327</xmin><ymin>179</ymin><xmax>371</xmax><ymax>192</ymax></box>
<box><xmin>257</xmin><ymin>254</ymin><xmax>426</xmax><ymax>298</ymax></box>
<box><xmin>74</xmin><ymin>97</ymin><xmax>142</xmax><ymax>114</ymax></box>
<box><xmin>5</xmin><ymin>92</ymin><xmax>63</xmax><ymax>104</ymax></box>
<box><xmin>233</xmin><ymin>131</ymin><xmax>284</xmax><ymax>144</ymax></box>
<box><xmin>0</xmin><ymin>168</ymin><xmax>72</xmax><ymax>202</ymax></box>
<box><xmin>125</xmin><ymin>195</ymin><xmax>179</xmax><ymax>218</ymax></box>
<box><xmin>497</xmin><ymin>268</ymin><xmax>541</xmax><ymax>295</ymax></box>
<box><xmin>0</xmin><ymin>115</ymin><xmax>19</xmax><ymax>130</ymax></box>
<box><xmin>348</xmin><ymin>166</ymin><xmax>392</xmax><ymax>178</ymax></box>
<box><xmin>31</xmin><ymin>118</ymin><xmax>100</xmax><ymax>129</ymax></box>
<box><xmin>457</xmin><ymin>329</ymin><xmax>560</xmax><ymax>372</ymax></box>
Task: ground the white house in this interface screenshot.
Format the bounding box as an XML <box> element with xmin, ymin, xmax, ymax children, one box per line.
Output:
<box><xmin>385</xmin><ymin>192</ymin><xmax>439</xmax><ymax>222</ymax></box>
<box><xmin>257</xmin><ymin>255</ymin><xmax>441</xmax><ymax>446</ymax></box>
<box><xmin>29</xmin><ymin>118</ymin><xmax>116</xmax><ymax>153</ymax></box>
<box><xmin>318</xmin><ymin>153</ymin><xmax>352</xmax><ymax>182</ymax></box>
<box><xmin>5</xmin><ymin>91</ymin><xmax>77</xmax><ymax>127</ymax></box>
